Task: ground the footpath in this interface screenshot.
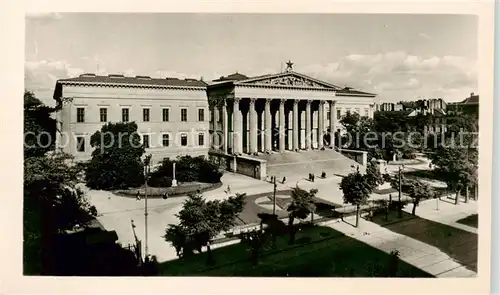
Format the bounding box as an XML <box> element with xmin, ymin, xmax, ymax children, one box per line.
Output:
<box><xmin>321</xmin><ymin>198</ymin><xmax>478</xmax><ymax>278</ymax></box>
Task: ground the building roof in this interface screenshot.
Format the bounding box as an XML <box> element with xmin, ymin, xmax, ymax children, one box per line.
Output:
<box><xmin>209</xmin><ymin>71</ymin><xmax>376</xmax><ymax>97</ymax></box>
<box><xmin>57</xmin><ymin>74</ymin><xmax>207</xmax><ymax>88</ymax></box>
<box><xmin>460</xmin><ymin>94</ymin><xmax>479</xmax><ymax>105</ymax></box>
<box><xmin>212</xmin><ymin>72</ymin><xmax>249</xmax><ymax>82</ymax></box>
<box><xmin>335</xmin><ymin>87</ymin><xmax>376</xmax><ymax>97</ymax></box>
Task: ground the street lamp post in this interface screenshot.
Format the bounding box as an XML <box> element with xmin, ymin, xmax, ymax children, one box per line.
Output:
<box><xmin>398</xmin><ymin>165</ymin><xmax>404</xmax><ymax>218</ymax></box>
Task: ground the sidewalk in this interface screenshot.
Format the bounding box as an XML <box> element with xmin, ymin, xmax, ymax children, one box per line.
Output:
<box><xmin>403</xmin><ymin>198</ymin><xmax>478</xmax><ymax>234</ymax></box>
<box><xmin>322</xmin><ymin>216</ymin><xmax>476</xmax><ymax>278</ymax></box>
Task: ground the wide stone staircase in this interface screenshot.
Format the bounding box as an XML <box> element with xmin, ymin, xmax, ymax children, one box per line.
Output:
<box><xmin>253</xmin><ymin>149</ymin><xmax>363</xmax><ymax>181</ymax></box>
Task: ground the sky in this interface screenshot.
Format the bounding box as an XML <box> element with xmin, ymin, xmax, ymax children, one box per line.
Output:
<box><xmin>25</xmin><ymin>13</ymin><xmax>478</xmax><ymax>106</ymax></box>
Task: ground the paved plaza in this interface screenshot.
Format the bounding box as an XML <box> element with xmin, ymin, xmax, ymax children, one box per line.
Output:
<box><xmin>86</xmin><ymin>159</ymin><xmax>479</xmax><ymax>277</ymax></box>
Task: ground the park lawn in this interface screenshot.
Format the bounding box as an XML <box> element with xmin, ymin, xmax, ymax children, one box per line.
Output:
<box><xmin>158</xmin><ymin>225</ymin><xmax>432</xmax><ymax>277</ymax></box>
<box><xmin>456</xmin><ymin>214</ymin><xmax>478</xmax><ymax>228</ymax></box>
<box><xmin>370</xmin><ymin>209</ymin><xmax>478</xmax><ymax>272</ymax></box>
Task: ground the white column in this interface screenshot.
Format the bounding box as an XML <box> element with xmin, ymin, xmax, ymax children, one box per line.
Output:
<box><xmin>305</xmin><ymin>100</ymin><xmax>312</xmax><ymax>150</ymax></box>
<box><xmin>260</xmin><ymin>107</ymin><xmax>265</xmax><ymax>152</ymax></box>
<box><xmin>279</xmin><ymin>99</ymin><xmax>285</xmax><ymax>153</ymax></box>
<box><xmin>318</xmin><ymin>101</ymin><xmax>325</xmax><ymax>149</ymax></box>
<box><xmin>293</xmin><ymin>100</ymin><xmax>299</xmax><ymax>151</ymax></box>
<box><xmin>222</xmin><ymin>102</ymin><xmax>228</xmax><ymax>154</ymax></box>
<box><xmin>233</xmin><ymin>98</ymin><xmax>242</xmax><ymax>155</ymax></box>
<box><xmin>249</xmin><ymin>98</ymin><xmax>258</xmax><ymax>154</ymax></box>
<box><xmin>264</xmin><ymin>99</ymin><xmax>272</xmax><ymax>153</ymax></box>
<box><xmin>329</xmin><ymin>101</ymin><xmax>336</xmax><ymax>148</ymax></box>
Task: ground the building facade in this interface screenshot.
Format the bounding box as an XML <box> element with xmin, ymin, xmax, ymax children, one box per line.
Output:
<box><xmin>53</xmin><ymin>65</ymin><xmax>377</xmax><ymax>165</ymax></box>
<box><xmin>207</xmin><ymin>68</ymin><xmax>376</xmax><ymax>155</ymax></box>
<box><xmin>53</xmin><ymin>74</ymin><xmax>209</xmax><ymax>165</ymax></box>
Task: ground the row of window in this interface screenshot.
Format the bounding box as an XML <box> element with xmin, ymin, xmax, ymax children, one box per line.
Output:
<box><xmin>76</xmin><ymin>107</ymin><xmax>205</xmax><ymax>123</ymax></box>
<box><xmin>75</xmin><ymin>133</ymin><xmax>205</xmax><ymax>152</ymax></box>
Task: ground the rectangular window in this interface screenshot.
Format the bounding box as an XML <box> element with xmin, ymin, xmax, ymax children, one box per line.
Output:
<box><xmin>99</xmin><ymin>108</ymin><xmax>107</xmax><ymax>122</ymax></box>
<box><xmin>181</xmin><ymin>108</ymin><xmax>188</xmax><ymax>122</ymax></box>
<box><xmin>198</xmin><ymin>109</ymin><xmax>205</xmax><ymax>121</ymax></box>
<box><xmin>77</xmin><ymin>108</ymin><xmax>85</xmax><ymax>123</ymax></box>
<box><xmin>364</xmin><ymin>109</ymin><xmax>369</xmax><ymax>117</ymax></box>
<box><xmin>326</xmin><ymin>111</ymin><xmax>331</xmax><ymax>120</ymax></box>
<box><xmin>76</xmin><ymin>136</ymin><xmax>85</xmax><ymax>152</ymax></box>
<box><xmin>122</xmin><ymin>108</ymin><xmax>129</xmax><ymax>122</ymax></box>
<box><xmin>181</xmin><ymin>133</ymin><xmax>188</xmax><ymax>146</ymax></box>
<box><xmin>142</xmin><ymin>134</ymin><xmax>150</xmax><ymax>149</ymax></box>
<box><xmin>336</xmin><ymin>109</ymin><xmax>341</xmax><ymax>119</ymax></box>
<box><xmin>198</xmin><ymin>133</ymin><xmax>204</xmax><ymax>146</ymax></box>
<box><xmin>143</xmin><ymin>108</ymin><xmax>150</xmax><ymax>122</ymax></box>
<box><xmin>162</xmin><ymin>134</ymin><xmax>170</xmax><ymax>147</ymax></box>
<box><xmin>162</xmin><ymin>108</ymin><xmax>169</xmax><ymax>122</ymax></box>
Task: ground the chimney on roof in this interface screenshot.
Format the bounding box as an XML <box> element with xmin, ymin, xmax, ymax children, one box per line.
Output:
<box><xmin>470</xmin><ymin>92</ymin><xmax>474</xmax><ymax>97</ymax></box>
<box><xmin>80</xmin><ymin>73</ymin><xmax>96</xmax><ymax>77</ymax></box>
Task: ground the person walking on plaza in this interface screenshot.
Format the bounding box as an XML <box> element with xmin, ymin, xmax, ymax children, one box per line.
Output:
<box><xmin>282</xmin><ymin>176</ymin><xmax>286</xmax><ymax>184</ymax></box>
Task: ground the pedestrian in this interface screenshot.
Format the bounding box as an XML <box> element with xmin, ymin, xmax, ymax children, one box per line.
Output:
<box><xmin>163</xmin><ymin>192</ymin><xmax>169</xmax><ymax>200</ymax></box>
<box><xmin>136</xmin><ymin>191</ymin><xmax>141</xmax><ymax>201</ymax></box>
<box><xmin>308</xmin><ymin>173</ymin><xmax>312</xmax><ymax>182</ymax></box>
<box><xmin>282</xmin><ymin>176</ymin><xmax>286</xmax><ymax>184</ymax></box>
<box><xmin>312</xmin><ymin>174</ymin><xmax>315</xmax><ymax>182</ymax></box>
<box><xmin>227</xmin><ymin>185</ymin><xmax>231</xmax><ymax>194</ymax></box>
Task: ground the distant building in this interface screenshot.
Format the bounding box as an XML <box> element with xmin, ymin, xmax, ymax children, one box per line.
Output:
<box><xmin>448</xmin><ymin>92</ymin><xmax>479</xmax><ymax>117</ymax></box>
<box><xmin>407</xmin><ymin>98</ymin><xmax>447</xmax><ymax>116</ymax></box>
<box><xmin>407</xmin><ymin>98</ymin><xmax>447</xmax><ymax>134</ymax></box>
<box><xmin>375</xmin><ymin>102</ymin><xmax>404</xmax><ymax>112</ymax></box>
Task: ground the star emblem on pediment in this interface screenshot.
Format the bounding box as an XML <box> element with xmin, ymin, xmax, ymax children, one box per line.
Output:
<box><xmin>285</xmin><ymin>60</ymin><xmax>294</xmax><ymax>72</ymax></box>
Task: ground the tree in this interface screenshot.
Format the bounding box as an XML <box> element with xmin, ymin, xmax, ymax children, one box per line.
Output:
<box><xmin>24</xmin><ymin>152</ymin><xmax>97</xmax><ymax>274</ymax></box>
<box><xmin>239</xmin><ymin>229</ymin><xmax>267</xmax><ymax>265</ymax></box>
<box><xmin>429</xmin><ymin>136</ymin><xmax>478</xmax><ymax>205</ymax></box>
<box><xmin>366</xmin><ymin>161</ymin><xmax>384</xmax><ymax>189</ymax></box>
<box><xmin>405</xmin><ymin>179</ymin><xmax>433</xmax><ymax>215</ymax></box>
<box><xmin>24</xmin><ymin>91</ymin><xmax>56</xmax><ymax>157</ymax></box>
<box><xmin>85</xmin><ymin>122</ymin><xmax>145</xmax><ymax>190</ymax></box>
<box><xmin>287</xmin><ymin>186</ymin><xmax>317</xmax><ymax>244</ymax></box>
<box><xmin>163</xmin><ymin>192</ymin><xmax>245</xmax><ymax>264</ymax></box>
<box><xmin>339</xmin><ymin>168</ymin><xmax>373</xmax><ymax>227</ymax></box>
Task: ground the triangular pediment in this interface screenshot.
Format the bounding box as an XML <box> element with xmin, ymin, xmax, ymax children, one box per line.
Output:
<box><xmin>235</xmin><ymin>71</ymin><xmax>341</xmax><ymax>90</ymax></box>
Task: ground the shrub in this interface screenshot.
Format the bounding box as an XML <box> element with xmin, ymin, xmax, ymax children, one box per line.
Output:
<box><xmin>149</xmin><ymin>155</ymin><xmax>223</xmax><ymax>187</ymax></box>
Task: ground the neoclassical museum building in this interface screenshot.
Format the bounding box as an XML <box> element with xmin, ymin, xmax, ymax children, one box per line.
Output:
<box><xmin>207</xmin><ymin>63</ymin><xmax>376</xmax><ymax>155</ymax></box>
<box><xmin>53</xmin><ymin>62</ymin><xmax>376</xmax><ymax>176</ymax></box>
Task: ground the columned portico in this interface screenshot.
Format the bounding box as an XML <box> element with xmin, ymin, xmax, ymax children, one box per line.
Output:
<box><xmin>207</xmin><ymin>68</ymin><xmax>376</xmax><ymax>157</ymax></box>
